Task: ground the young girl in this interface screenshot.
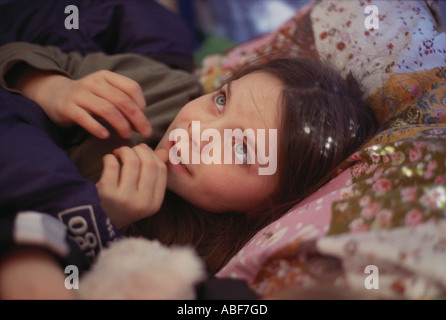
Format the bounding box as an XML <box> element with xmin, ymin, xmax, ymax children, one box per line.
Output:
<box><xmin>124</xmin><ymin>57</ymin><xmax>380</xmax><ymax>274</ymax></box>
<box><xmin>0</xmin><ymin>42</ymin><xmax>378</xmax><ymax>298</ymax></box>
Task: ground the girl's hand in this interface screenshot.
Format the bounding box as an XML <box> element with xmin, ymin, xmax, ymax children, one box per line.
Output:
<box><xmin>16</xmin><ymin>69</ymin><xmax>152</xmax><ymax>140</ymax></box>
<box><xmin>96</xmin><ymin>144</ymin><xmax>168</xmax><ymax>229</ymax></box>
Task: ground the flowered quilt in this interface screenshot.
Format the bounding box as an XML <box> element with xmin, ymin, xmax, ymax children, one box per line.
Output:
<box><xmin>209</xmin><ymin>0</ymin><xmax>446</xmax><ymax>300</ymax></box>
<box><xmin>250</xmin><ymin>69</ymin><xmax>446</xmax><ymax>300</ymax></box>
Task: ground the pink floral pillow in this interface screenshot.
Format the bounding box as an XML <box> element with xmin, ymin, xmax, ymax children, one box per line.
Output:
<box><xmin>216</xmin><ymin>169</ymin><xmax>353</xmax><ymax>283</ymax></box>
<box><xmin>250</xmin><ymin>127</ymin><xmax>446</xmax><ymax>299</ymax></box>
<box><xmin>213</xmin><ymin>0</ymin><xmax>446</xmax><ymax>282</ymax></box>
<box><xmin>328</xmin><ymin>126</ymin><xmax>446</xmax><ymax>236</ymax></box>
<box><xmin>195</xmin><ymin>0</ymin><xmax>317</xmax><ymax>92</ymax></box>
<box><xmin>311</xmin><ymin>0</ymin><xmax>446</xmax><ymax>98</ymax></box>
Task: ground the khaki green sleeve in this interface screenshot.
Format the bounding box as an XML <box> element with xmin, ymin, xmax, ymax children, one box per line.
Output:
<box><xmin>0</xmin><ymin>42</ymin><xmax>75</xmax><ymax>93</ymax></box>
<box><xmin>0</xmin><ymin>41</ymin><xmax>205</xmax><ymax>182</ymax></box>
<box><xmin>67</xmin><ymin>51</ymin><xmax>205</xmax><ymax>182</ymax></box>
<box><xmin>73</xmin><ymin>51</ymin><xmax>205</xmax><ymax>146</ymax></box>
<box><xmin>0</xmin><ymin>42</ymin><xmax>204</xmax><ymax>145</ymax></box>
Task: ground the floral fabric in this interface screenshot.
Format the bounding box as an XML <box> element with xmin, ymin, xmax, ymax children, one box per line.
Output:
<box><xmin>216</xmin><ymin>169</ymin><xmax>351</xmax><ymax>281</ymax></box>
<box><xmin>330</xmin><ymin>127</ymin><xmax>446</xmax><ymax>235</ymax></box>
<box><xmin>366</xmin><ymin>67</ymin><xmax>446</xmax><ymax>125</ymax></box>
<box><xmin>253</xmin><ymin>219</ymin><xmax>446</xmax><ymax>299</ymax></box>
<box><xmin>251</xmin><ymin>85</ymin><xmax>446</xmax><ymax>298</ymax></box>
<box><xmin>210</xmin><ymin>0</ymin><xmax>446</xmax><ymax>299</ymax></box>
<box><xmin>328</xmin><ymin>67</ymin><xmax>446</xmax><ymax>234</ymax></box>
<box><xmin>194</xmin><ymin>0</ymin><xmax>317</xmax><ymax>93</ymax></box>
<box><xmin>311</xmin><ymin>0</ymin><xmax>446</xmax><ymax>98</ymax></box>
<box><xmin>251</xmin><ymin>106</ymin><xmax>446</xmax><ymax>299</ymax></box>
<box><xmin>318</xmin><ymin>219</ymin><xmax>446</xmax><ymax>299</ymax></box>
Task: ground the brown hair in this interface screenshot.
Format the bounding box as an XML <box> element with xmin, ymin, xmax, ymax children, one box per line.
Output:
<box><xmin>123</xmin><ymin>58</ymin><xmax>379</xmax><ymax>275</ymax></box>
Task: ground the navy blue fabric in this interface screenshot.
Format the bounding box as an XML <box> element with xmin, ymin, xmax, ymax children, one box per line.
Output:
<box><xmin>0</xmin><ymin>88</ymin><xmax>120</xmax><ymax>269</ymax></box>
<box><xmin>0</xmin><ymin>0</ymin><xmax>195</xmax><ymax>70</ymax></box>
<box><xmin>0</xmin><ymin>0</ymin><xmax>192</xmax><ymax>269</ymax></box>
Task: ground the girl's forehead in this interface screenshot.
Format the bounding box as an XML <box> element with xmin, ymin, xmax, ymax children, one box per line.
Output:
<box><xmin>229</xmin><ymin>72</ymin><xmax>283</xmax><ymax>128</ymax></box>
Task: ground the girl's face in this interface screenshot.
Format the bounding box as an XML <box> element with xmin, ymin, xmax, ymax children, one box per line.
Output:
<box><xmin>157</xmin><ymin>72</ymin><xmax>282</xmax><ymax>213</ymax></box>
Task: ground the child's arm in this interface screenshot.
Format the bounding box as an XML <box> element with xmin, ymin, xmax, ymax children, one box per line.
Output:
<box><xmin>8</xmin><ymin>65</ymin><xmax>152</xmax><ymax>140</ymax></box>
<box><xmin>0</xmin><ymin>248</ymin><xmax>74</xmax><ymax>300</ymax></box>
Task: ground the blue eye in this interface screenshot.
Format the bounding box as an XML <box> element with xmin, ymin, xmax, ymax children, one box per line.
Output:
<box><xmin>214</xmin><ymin>93</ymin><xmax>226</xmax><ymax>112</ymax></box>
<box><xmin>234</xmin><ymin>143</ymin><xmax>248</xmax><ymax>165</ymax></box>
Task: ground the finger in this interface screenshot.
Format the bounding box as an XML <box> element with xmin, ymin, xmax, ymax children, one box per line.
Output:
<box><xmin>101</xmin><ymin>71</ymin><xmax>146</xmax><ymax>110</ymax></box>
<box><xmin>138</xmin><ymin>144</ymin><xmax>167</xmax><ymax>169</ymax></box>
<box><xmin>68</xmin><ymin>105</ymin><xmax>110</xmax><ymax>139</ymax></box>
<box><xmin>132</xmin><ymin>144</ymin><xmax>155</xmax><ymax>194</ymax></box>
<box><xmin>151</xmin><ymin>164</ymin><xmax>167</xmax><ymax>210</ymax></box>
<box><xmin>154</xmin><ymin>148</ymin><xmax>169</xmax><ymax>163</ymax></box>
<box><xmin>90</xmin><ymin>78</ymin><xmax>152</xmax><ymax>138</ymax></box>
<box><xmin>98</xmin><ymin>154</ymin><xmax>120</xmax><ymax>188</ymax></box>
<box><xmin>133</xmin><ymin>144</ymin><xmax>167</xmax><ymax>194</ymax></box>
<box><xmin>77</xmin><ymin>92</ymin><xmax>133</xmax><ymax>139</ymax></box>
<box><xmin>113</xmin><ymin>146</ymin><xmax>141</xmax><ymax>192</ymax></box>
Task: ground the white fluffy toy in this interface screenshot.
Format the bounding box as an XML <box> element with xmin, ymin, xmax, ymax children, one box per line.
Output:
<box><xmin>76</xmin><ymin>238</ymin><xmax>207</xmax><ymax>300</ymax></box>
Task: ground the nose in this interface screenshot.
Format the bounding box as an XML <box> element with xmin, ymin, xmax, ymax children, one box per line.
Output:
<box><xmin>187</xmin><ymin>119</ymin><xmax>224</xmax><ymax>158</ymax></box>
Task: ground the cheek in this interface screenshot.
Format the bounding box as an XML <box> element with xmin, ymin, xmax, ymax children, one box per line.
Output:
<box><xmin>195</xmin><ymin>167</ymin><xmax>236</xmax><ymax>198</ymax></box>
<box><xmin>195</xmin><ymin>167</ymin><xmax>276</xmax><ymax>211</ymax></box>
